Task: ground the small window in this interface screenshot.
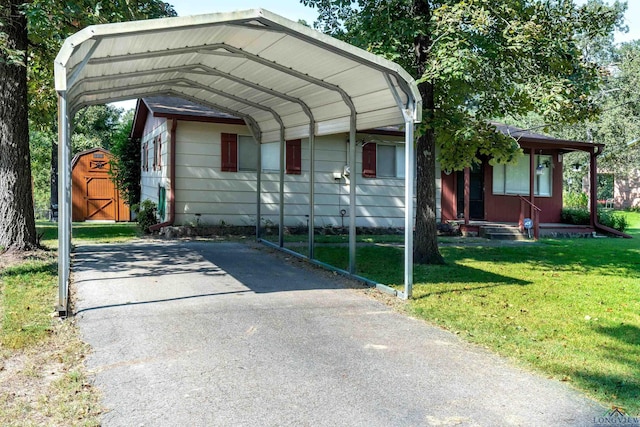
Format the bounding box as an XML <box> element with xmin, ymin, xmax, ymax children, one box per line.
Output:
<box><xmin>377</xmin><ymin>145</ymin><xmax>396</xmax><ymax>177</ymax></box>
<box><xmin>153</xmin><ymin>135</ymin><xmax>162</xmax><ymax>171</ymax></box>
<box><xmin>261</xmin><ymin>142</ymin><xmax>280</xmax><ymax>172</ymax></box>
<box><xmin>142</xmin><ymin>142</ymin><xmax>149</xmax><ymax>171</ymax></box>
<box><xmin>238</xmin><ymin>135</ymin><xmax>258</xmax><ymax>172</ymax></box>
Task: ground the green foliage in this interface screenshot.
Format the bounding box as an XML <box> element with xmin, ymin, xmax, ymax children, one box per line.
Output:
<box><xmin>304</xmin><ymin>0</ymin><xmax>625</xmax><ymax>171</ymax></box>
<box><xmin>71</xmin><ymin>104</ymin><xmax>124</xmax><ymax>155</ymax></box>
<box><xmin>108</xmin><ymin>111</ymin><xmax>140</xmax><ymax>207</ymax></box>
<box><xmin>561</xmin><ymin>207</ymin><xmax>591</xmax><ymax>225</ymax></box>
<box><xmin>561</xmin><ymin>207</ymin><xmax>628</xmax><ymax>232</ymax></box>
<box><xmin>563</xmin><ymin>190</ymin><xmax>588</xmax><ymax>209</ymax></box>
<box><xmin>598</xmin><ymin>209</ymin><xmax>628</xmax><ymax>232</ymax></box>
<box><xmin>134</xmin><ymin>199</ymin><xmax>158</xmax><ymax>234</ymax></box>
<box><xmin>30</xmin><ymin>128</ymin><xmax>54</xmax><ymax>216</ymax></box>
<box><xmin>23</xmin><ymin>0</ymin><xmax>177</xmax><ymax>128</ymax></box>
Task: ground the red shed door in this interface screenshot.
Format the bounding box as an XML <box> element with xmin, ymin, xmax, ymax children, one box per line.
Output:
<box><xmin>84</xmin><ymin>176</ymin><xmax>116</xmax><ymax>220</ymax></box>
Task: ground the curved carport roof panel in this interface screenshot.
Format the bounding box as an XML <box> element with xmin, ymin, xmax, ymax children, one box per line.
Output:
<box><xmin>55</xmin><ymin>8</ymin><xmax>421</xmax><ymax>142</ymax></box>
<box><xmin>54</xmin><ymin>8</ymin><xmax>421</xmax><ymax>314</ymax></box>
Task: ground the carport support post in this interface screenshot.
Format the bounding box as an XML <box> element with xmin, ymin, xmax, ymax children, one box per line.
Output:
<box><xmin>57</xmin><ymin>93</ymin><xmax>71</xmax><ymax>315</ymax></box>
<box><xmin>308</xmin><ymin>126</ymin><xmax>316</xmax><ymax>259</ymax></box>
<box><xmin>403</xmin><ymin>119</ymin><xmax>414</xmax><ymax>299</ymax></box>
<box><xmin>279</xmin><ymin>128</ymin><xmax>285</xmax><ymax>247</ymax></box>
<box><xmin>256</xmin><ymin>138</ymin><xmax>262</xmax><ymax>240</ymax></box>
<box><xmin>348</xmin><ymin>119</ymin><xmax>357</xmax><ymax>274</ymax></box>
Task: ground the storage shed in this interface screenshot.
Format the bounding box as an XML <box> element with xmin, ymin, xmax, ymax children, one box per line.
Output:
<box><xmin>71</xmin><ymin>148</ymin><xmax>130</xmax><ymax>222</ymax></box>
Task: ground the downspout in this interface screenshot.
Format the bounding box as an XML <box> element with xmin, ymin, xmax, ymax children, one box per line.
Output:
<box><xmin>149</xmin><ymin>119</ymin><xmax>177</xmax><ymax>232</ymax></box>
<box><xmin>591</xmin><ymin>146</ymin><xmax>632</xmax><ymax>238</ymax></box>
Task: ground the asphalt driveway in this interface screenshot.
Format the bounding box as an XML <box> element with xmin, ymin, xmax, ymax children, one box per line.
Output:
<box><xmin>73</xmin><ymin>240</ymin><xmax>603</xmax><ymax>426</ymax></box>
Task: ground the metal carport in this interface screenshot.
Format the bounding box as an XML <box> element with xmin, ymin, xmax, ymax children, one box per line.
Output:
<box><xmin>54</xmin><ymin>9</ymin><xmax>421</xmax><ymax>314</ymax></box>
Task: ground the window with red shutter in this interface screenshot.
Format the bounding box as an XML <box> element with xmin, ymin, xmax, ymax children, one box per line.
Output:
<box><xmin>221</xmin><ymin>133</ymin><xmax>238</xmax><ymax>172</ymax></box>
<box><xmin>362</xmin><ymin>142</ymin><xmax>377</xmax><ymax>177</ymax></box>
<box><xmin>286</xmin><ymin>139</ymin><xmax>302</xmax><ymax>175</ymax></box>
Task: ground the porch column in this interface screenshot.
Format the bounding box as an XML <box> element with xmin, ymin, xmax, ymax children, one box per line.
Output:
<box><xmin>589</xmin><ymin>149</ymin><xmax>598</xmax><ymax>228</ymax></box>
<box><xmin>529</xmin><ymin>147</ymin><xmax>538</xmax><ymax>239</ymax></box>
<box><xmin>464</xmin><ymin>167</ymin><xmax>470</xmax><ymax>226</ymax></box>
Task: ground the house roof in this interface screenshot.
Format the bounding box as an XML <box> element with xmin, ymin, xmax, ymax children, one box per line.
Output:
<box><xmin>131</xmin><ymin>96</ymin><xmax>246</xmax><ymax>138</ymax></box>
<box><xmin>493</xmin><ymin>123</ymin><xmax>603</xmax><ymax>153</ymax></box>
<box><xmin>55</xmin><ymin>9</ymin><xmax>421</xmax><ymax>144</ymax></box>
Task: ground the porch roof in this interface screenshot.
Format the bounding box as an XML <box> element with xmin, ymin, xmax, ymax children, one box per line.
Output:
<box><xmin>494</xmin><ymin>123</ymin><xmax>604</xmax><ymax>153</ymax></box>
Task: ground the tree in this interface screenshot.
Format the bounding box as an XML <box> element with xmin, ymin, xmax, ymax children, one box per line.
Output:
<box><xmin>0</xmin><ymin>1</ymin><xmax>176</xmax><ymax>251</ymax></box>
<box><xmin>109</xmin><ymin>111</ymin><xmax>141</xmax><ymax>208</ymax></box>
<box><xmin>0</xmin><ymin>1</ymin><xmax>36</xmax><ymax>251</ymax></box>
<box><xmin>302</xmin><ymin>0</ymin><xmax>625</xmax><ymax>263</ymax></box>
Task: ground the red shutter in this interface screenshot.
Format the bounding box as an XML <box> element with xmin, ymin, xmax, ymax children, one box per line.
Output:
<box><xmin>362</xmin><ymin>142</ymin><xmax>376</xmax><ymax>177</ymax></box>
<box><xmin>221</xmin><ymin>133</ymin><xmax>238</xmax><ymax>172</ymax></box>
<box><xmin>286</xmin><ymin>139</ymin><xmax>302</xmax><ymax>175</ymax></box>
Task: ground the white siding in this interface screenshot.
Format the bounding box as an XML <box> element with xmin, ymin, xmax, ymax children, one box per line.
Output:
<box><xmin>140</xmin><ymin>118</ymin><xmax>170</xmax><ymax>216</ymax></box>
<box><xmin>139</xmin><ymin>119</ymin><xmax>441</xmax><ymax>228</ymax></box>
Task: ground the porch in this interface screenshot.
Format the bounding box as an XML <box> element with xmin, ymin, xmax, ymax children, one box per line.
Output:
<box><xmin>455</xmin><ymin>221</ymin><xmax>595</xmax><ymax>240</ymax></box>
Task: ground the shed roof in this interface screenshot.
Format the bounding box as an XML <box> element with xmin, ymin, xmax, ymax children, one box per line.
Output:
<box><xmin>55</xmin><ymin>9</ymin><xmax>421</xmax><ymax>144</ymax></box>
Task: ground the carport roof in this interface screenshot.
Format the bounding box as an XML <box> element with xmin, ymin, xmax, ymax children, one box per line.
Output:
<box><xmin>54</xmin><ymin>8</ymin><xmax>421</xmax><ymax>143</ymax></box>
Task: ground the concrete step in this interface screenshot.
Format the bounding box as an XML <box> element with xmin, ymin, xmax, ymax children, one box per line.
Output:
<box><xmin>480</xmin><ymin>225</ymin><xmax>528</xmax><ymax>240</ymax></box>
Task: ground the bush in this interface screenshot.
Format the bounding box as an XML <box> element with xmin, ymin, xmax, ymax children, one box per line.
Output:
<box><xmin>561</xmin><ymin>207</ymin><xmax>590</xmax><ymax>225</ymax></box>
<box><xmin>563</xmin><ymin>191</ymin><xmax>588</xmax><ymax>209</ymax></box>
<box><xmin>598</xmin><ymin>210</ymin><xmax>628</xmax><ymax>232</ymax></box>
<box><xmin>561</xmin><ymin>207</ymin><xmax>628</xmax><ymax>232</ymax></box>
<box><xmin>134</xmin><ymin>199</ymin><xmax>158</xmax><ymax>234</ymax></box>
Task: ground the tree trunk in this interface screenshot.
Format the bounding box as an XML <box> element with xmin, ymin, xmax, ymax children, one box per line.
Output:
<box><xmin>412</xmin><ymin>0</ymin><xmax>444</xmax><ymax>264</ymax></box>
<box><xmin>0</xmin><ymin>2</ymin><xmax>37</xmax><ymax>251</ymax></box>
<box><xmin>414</xmin><ymin>85</ymin><xmax>445</xmax><ymax>265</ymax></box>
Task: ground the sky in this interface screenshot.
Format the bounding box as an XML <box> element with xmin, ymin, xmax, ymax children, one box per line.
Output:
<box><xmin>110</xmin><ymin>0</ymin><xmax>640</xmax><ymax>110</ymax></box>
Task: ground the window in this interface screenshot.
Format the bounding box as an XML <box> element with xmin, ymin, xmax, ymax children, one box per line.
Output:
<box><xmin>492</xmin><ymin>154</ymin><xmax>552</xmax><ymax>197</ymax></box>
<box><xmin>223</xmin><ymin>135</ymin><xmax>302</xmax><ymax>174</ymax></box>
<box><xmin>238</xmin><ymin>135</ymin><xmax>258</xmax><ymax>172</ymax></box>
<box><xmin>142</xmin><ymin>142</ymin><xmax>149</xmax><ymax>171</ymax></box>
<box><xmin>261</xmin><ymin>142</ymin><xmax>279</xmax><ymax>172</ymax></box>
<box><xmin>221</xmin><ymin>133</ymin><xmax>259</xmax><ymax>172</ymax></box>
<box><xmin>362</xmin><ymin>143</ymin><xmax>400</xmax><ymax>178</ymax></box>
<box><xmin>153</xmin><ymin>135</ymin><xmax>162</xmax><ymax>171</ymax></box>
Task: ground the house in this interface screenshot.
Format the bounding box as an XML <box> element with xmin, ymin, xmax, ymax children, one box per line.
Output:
<box><xmin>134</xmin><ymin>97</ymin><xmax>621</xmax><ymax>238</ymax></box>
<box><xmin>612</xmin><ymin>138</ymin><xmax>640</xmax><ymax>209</ymax></box>
<box><xmin>71</xmin><ymin>147</ymin><xmax>130</xmax><ymax>222</ymax></box>
<box><xmin>440</xmin><ymin>124</ymin><xmax>626</xmax><ymax>238</ymax></box>
<box><xmin>131</xmin><ymin>96</ymin><xmax>430</xmax><ymax>231</ymax></box>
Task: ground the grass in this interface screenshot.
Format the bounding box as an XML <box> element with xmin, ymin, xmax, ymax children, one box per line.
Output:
<box><xmin>37</xmin><ymin>221</ymin><xmax>140</xmax><ymax>247</ymax></box>
<box><xmin>0</xmin><ymin>221</ymin><xmax>139</xmax><ymax>425</ymax></box>
<box><xmin>307</xmin><ymin>212</ymin><xmax>640</xmax><ymax>415</ymax></box>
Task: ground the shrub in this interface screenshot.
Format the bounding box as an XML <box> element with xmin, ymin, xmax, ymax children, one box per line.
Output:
<box><xmin>561</xmin><ymin>207</ymin><xmax>628</xmax><ymax>232</ymax></box>
<box><xmin>134</xmin><ymin>199</ymin><xmax>158</xmax><ymax>234</ymax></box>
<box><xmin>563</xmin><ymin>191</ymin><xmax>588</xmax><ymax>209</ymax></box>
<box><xmin>598</xmin><ymin>209</ymin><xmax>628</xmax><ymax>232</ymax></box>
<box><xmin>561</xmin><ymin>207</ymin><xmax>590</xmax><ymax>225</ymax></box>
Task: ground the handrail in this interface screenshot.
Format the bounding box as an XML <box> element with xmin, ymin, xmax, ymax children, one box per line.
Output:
<box><xmin>518</xmin><ymin>195</ymin><xmax>542</xmax><ymax>212</ymax></box>
<box><xmin>518</xmin><ymin>195</ymin><xmax>541</xmax><ymax>239</ymax></box>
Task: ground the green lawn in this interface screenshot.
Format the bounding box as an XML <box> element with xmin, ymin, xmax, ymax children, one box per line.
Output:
<box><xmin>37</xmin><ymin>221</ymin><xmax>139</xmax><ymax>247</ymax></box>
<box><xmin>310</xmin><ymin>211</ymin><xmax>640</xmax><ymax>414</ymax></box>
<box><xmin>0</xmin><ymin>221</ymin><xmax>140</xmax><ymax>425</ymax></box>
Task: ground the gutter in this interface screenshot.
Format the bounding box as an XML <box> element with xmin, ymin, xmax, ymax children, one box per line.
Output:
<box><xmin>591</xmin><ymin>146</ymin><xmax>632</xmax><ymax>239</ymax></box>
<box><xmin>149</xmin><ymin>119</ymin><xmax>177</xmax><ymax>232</ymax></box>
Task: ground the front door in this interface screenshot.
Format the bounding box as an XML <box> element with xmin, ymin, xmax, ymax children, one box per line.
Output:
<box><xmin>456</xmin><ymin>164</ymin><xmax>485</xmax><ymax>220</ymax></box>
